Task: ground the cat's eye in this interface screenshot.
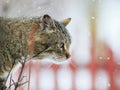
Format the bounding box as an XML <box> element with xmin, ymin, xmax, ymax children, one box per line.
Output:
<box><xmin>60</xmin><ymin>43</ymin><xmax>64</xmax><ymax>48</ymax></box>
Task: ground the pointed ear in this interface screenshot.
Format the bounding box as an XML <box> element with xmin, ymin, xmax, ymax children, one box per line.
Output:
<box><xmin>40</xmin><ymin>14</ymin><xmax>56</xmax><ymax>27</ymax></box>
<box><xmin>42</xmin><ymin>14</ymin><xmax>52</xmax><ymax>24</ymax></box>
<box><xmin>61</xmin><ymin>18</ymin><xmax>71</xmax><ymax>26</ymax></box>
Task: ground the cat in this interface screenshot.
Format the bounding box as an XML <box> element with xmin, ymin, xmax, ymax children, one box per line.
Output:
<box><xmin>0</xmin><ymin>14</ymin><xmax>71</xmax><ymax>89</ymax></box>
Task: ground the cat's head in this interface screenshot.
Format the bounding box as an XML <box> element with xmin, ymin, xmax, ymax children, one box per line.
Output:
<box><xmin>33</xmin><ymin>14</ymin><xmax>71</xmax><ymax>63</ymax></box>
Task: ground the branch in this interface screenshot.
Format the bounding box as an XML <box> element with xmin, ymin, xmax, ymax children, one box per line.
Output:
<box><xmin>7</xmin><ymin>58</ymin><xmax>29</xmax><ymax>90</ymax></box>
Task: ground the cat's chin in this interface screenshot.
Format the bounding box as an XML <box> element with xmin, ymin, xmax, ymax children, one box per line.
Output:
<box><xmin>51</xmin><ymin>58</ymin><xmax>70</xmax><ymax>64</ymax></box>
<box><xmin>46</xmin><ymin>55</ymin><xmax>71</xmax><ymax>64</ymax></box>
<box><xmin>35</xmin><ymin>54</ymin><xmax>70</xmax><ymax>64</ymax></box>
<box><xmin>51</xmin><ymin>55</ymin><xmax>71</xmax><ymax>64</ymax></box>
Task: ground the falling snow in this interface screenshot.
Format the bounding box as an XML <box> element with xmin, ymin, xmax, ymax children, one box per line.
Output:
<box><xmin>91</xmin><ymin>16</ymin><xmax>95</xmax><ymax>19</ymax></box>
<box><xmin>0</xmin><ymin>0</ymin><xmax>120</xmax><ymax>90</ymax></box>
<box><xmin>99</xmin><ymin>56</ymin><xmax>103</xmax><ymax>60</ymax></box>
<box><xmin>107</xmin><ymin>57</ymin><xmax>110</xmax><ymax>60</ymax></box>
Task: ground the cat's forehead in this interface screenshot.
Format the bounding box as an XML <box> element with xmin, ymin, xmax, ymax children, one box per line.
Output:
<box><xmin>54</xmin><ymin>20</ymin><xmax>71</xmax><ymax>43</ymax></box>
<box><xmin>54</xmin><ymin>20</ymin><xmax>66</xmax><ymax>31</ymax></box>
<box><xmin>37</xmin><ymin>15</ymin><xmax>71</xmax><ymax>44</ymax></box>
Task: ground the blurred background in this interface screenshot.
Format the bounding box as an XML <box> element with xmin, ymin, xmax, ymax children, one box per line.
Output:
<box><xmin>0</xmin><ymin>0</ymin><xmax>120</xmax><ymax>90</ymax></box>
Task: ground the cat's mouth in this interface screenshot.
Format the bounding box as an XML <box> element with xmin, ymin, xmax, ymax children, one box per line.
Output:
<box><xmin>32</xmin><ymin>44</ymin><xmax>71</xmax><ymax>63</ymax></box>
<box><xmin>51</xmin><ymin>57</ymin><xmax>70</xmax><ymax>64</ymax></box>
<box><xmin>32</xmin><ymin>49</ymin><xmax>70</xmax><ymax>64</ymax></box>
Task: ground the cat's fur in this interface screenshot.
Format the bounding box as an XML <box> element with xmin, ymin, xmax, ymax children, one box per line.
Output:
<box><xmin>0</xmin><ymin>14</ymin><xmax>71</xmax><ymax>89</ymax></box>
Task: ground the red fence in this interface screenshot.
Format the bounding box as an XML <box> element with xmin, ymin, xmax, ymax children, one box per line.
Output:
<box><xmin>6</xmin><ymin>43</ymin><xmax>120</xmax><ymax>90</ymax></box>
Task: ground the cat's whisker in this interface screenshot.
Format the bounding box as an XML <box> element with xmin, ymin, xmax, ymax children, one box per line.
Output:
<box><xmin>51</xmin><ymin>57</ymin><xmax>69</xmax><ymax>65</ymax></box>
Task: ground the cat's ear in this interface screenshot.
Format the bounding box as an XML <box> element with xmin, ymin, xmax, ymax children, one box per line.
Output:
<box><xmin>41</xmin><ymin>14</ymin><xmax>52</xmax><ymax>24</ymax></box>
<box><xmin>61</xmin><ymin>18</ymin><xmax>71</xmax><ymax>26</ymax></box>
<box><xmin>40</xmin><ymin>14</ymin><xmax>55</xmax><ymax>27</ymax></box>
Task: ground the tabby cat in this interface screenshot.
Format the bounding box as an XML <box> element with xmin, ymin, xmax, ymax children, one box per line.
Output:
<box><xmin>0</xmin><ymin>14</ymin><xmax>71</xmax><ymax>89</ymax></box>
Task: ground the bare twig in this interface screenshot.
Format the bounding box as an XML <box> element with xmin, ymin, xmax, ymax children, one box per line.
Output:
<box><xmin>28</xmin><ymin>62</ymin><xmax>31</xmax><ymax>90</ymax></box>
<box><xmin>7</xmin><ymin>74</ymin><xmax>13</xmax><ymax>90</ymax></box>
<box><xmin>7</xmin><ymin>58</ymin><xmax>28</xmax><ymax>90</ymax></box>
<box><xmin>14</xmin><ymin>59</ymin><xmax>27</xmax><ymax>90</ymax></box>
<box><xmin>19</xmin><ymin>81</ymin><xmax>29</xmax><ymax>87</ymax></box>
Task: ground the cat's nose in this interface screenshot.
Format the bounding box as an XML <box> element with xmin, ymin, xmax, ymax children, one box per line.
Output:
<box><xmin>66</xmin><ymin>54</ymin><xmax>70</xmax><ymax>59</ymax></box>
<box><xmin>65</xmin><ymin>52</ymin><xmax>70</xmax><ymax>59</ymax></box>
